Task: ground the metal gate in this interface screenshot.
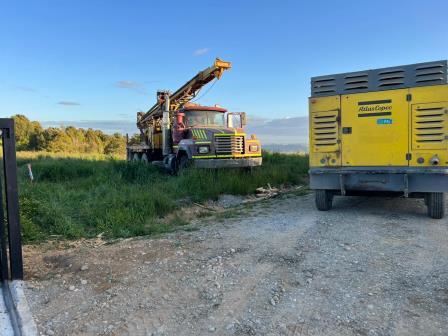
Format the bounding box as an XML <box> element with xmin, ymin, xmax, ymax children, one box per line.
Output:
<box><xmin>0</xmin><ymin>118</ymin><xmax>23</xmax><ymax>281</ymax></box>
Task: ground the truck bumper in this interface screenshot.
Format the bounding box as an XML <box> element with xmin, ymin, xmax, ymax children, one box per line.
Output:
<box><xmin>309</xmin><ymin>167</ymin><xmax>448</xmax><ymax>195</ymax></box>
<box><xmin>193</xmin><ymin>157</ymin><xmax>262</xmax><ymax>169</ymax></box>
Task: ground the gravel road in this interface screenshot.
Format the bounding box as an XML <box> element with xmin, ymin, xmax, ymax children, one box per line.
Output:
<box><xmin>24</xmin><ymin>193</ymin><xmax>448</xmax><ymax>336</ymax></box>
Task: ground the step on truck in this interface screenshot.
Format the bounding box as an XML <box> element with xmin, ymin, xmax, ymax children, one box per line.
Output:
<box><xmin>127</xmin><ymin>58</ymin><xmax>262</xmax><ymax>172</ymax></box>
<box><xmin>309</xmin><ymin>60</ymin><xmax>448</xmax><ymax>218</ymax></box>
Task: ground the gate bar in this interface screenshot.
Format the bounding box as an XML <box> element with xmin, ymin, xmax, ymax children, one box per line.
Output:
<box><xmin>0</xmin><ymin>118</ymin><xmax>23</xmax><ymax>280</ymax></box>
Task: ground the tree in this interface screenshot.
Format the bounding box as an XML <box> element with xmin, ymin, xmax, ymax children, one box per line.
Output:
<box><xmin>104</xmin><ymin>133</ymin><xmax>126</xmax><ymax>155</ymax></box>
<box><xmin>11</xmin><ymin>114</ymin><xmax>126</xmax><ymax>156</ymax></box>
<box><xmin>13</xmin><ymin>114</ymin><xmax>42</xmax><ymax>150</ymax></box>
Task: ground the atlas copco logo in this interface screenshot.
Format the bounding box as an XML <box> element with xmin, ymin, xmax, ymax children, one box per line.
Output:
<box><xmin>358</xmin><ymin>104</ymin><xmax>392</xmax><ymax>112</ymax></box>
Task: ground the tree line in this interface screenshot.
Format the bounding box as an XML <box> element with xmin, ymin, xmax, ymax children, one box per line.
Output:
<box><xmin>12</xmin><ymin>114</ymin><xmax>126</xmax><ymax>155</ymax></box>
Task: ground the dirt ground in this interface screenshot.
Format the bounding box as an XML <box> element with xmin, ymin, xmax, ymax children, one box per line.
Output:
<box><xmin>24</xmin><ymin>193</ymin><xmax>448</xmax><ymax>336</ymax></box>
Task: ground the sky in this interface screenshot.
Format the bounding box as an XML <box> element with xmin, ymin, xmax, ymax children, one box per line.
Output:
<box><xmin>1</xmin><ymin>0</ymin><xmax>448</xmax><ymax>129</ymax></box>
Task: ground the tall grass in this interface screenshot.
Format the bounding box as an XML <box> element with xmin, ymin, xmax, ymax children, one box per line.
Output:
<box><xmin>17</xmin><ymin>152</ymin><xmax>308</xmax><ymax>243</ymax></box>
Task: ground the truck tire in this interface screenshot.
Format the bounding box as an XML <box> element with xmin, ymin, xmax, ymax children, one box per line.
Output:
<box><xmin>132</xmin><ymin>153</ymin><xmax>140</xmax><ymax>162</ymax></box>
<box><xmin>177</xmin><ymin>155</ymin><xmax>190</xmax><ymax>172</ymax></box>
<box><xmin>315</xmin><ymin>190</ymin><xmax>333</xmax><ymax>211</ymax></box>
<box><xmin>141</xmin><ymin>153</ymin><xmax>149</xmax><ymax>163</ymax></box>
<box><xmin>427</xmin><ymin>192</ymin><xmax>445</xmax><ymax>219</ymax></box>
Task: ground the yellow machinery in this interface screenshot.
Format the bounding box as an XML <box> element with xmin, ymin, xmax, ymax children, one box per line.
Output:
<box><xmin>309</xmin><ymin>60</ymin><xmax>448</xmax><ymax>218</ymax></box>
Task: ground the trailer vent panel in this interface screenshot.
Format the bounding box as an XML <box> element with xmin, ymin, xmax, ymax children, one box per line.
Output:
<box><xmin>378</xmin><ymin>69</ymin><xmax>405</xmax><ymax>87</ymax></box>
<box><xmin>312</xmin><ymin>110</ymin><xmax>339</xmax><ymax>152</ymax></box>
<box><xmin>344</xmin><ymin>73</ymin><xmax>369</xmax><ymax>91</ymax></box>
<box><xmin>415</xmin><ymin>65</ymin><xmax>446</xmax><ymax>85</ymax></box>
<box><xmin>412</xmin><ymin>103</ymin><xmax>448</xmax><ymax>150</ymax></box>
<box><xmin>312</xmin><ymin>77</ymin><xmax>336</xmax><ymax>95</ymax></box>
<box><xmin>311</xmin><ymin>60</ymin><xmax>448</xmax><ymax>97</ymax></box>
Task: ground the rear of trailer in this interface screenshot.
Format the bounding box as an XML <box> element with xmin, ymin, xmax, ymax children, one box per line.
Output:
<box><xmin>309</xmin><ymin>60</ymin><xmax>448</xmax><ymax>218</ymax></box>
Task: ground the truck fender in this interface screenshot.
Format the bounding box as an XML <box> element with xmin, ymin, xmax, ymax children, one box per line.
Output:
<box><xmin>177</xmin><ymin>140</ymin><xmax>195</xmax><ymax>160</ymax></box>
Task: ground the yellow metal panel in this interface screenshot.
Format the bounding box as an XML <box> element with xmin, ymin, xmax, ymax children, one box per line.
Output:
<box><xmin>309</xmin><ymin>95</ymin><xmax>340</xmax><ymax>113</ymax></box>
<box><xmin>153</xmin><ymin>133</ymin><xmax>162</xmax><ymax>149</ymax></box>
<box><xmin>311</xmin><ymin>110</ymin><xmax>339</xmax><ymax>152</ymax></box>
<box><xmin>409</xmin><ymin>84</ymin><xmax>448</xmax><ymax>103</ymax></box>
<box><xmin>412</xmin><ymin>102</ymin><xmax>448</xmax><ymax>150</ymax></box>
<box><xmin>341</xmin><ymin>89</ymin><xmax>409</xmax><ymax>166</ymax></box>
<box><xmin>309</xmin><ymin>96</ymin><xmax>341</xmax><ymax>167</ymax></box>
<box><xmin>409</xmin><ymin>85</ymin><xmax>448</xmax><ymax>167</ymax></box>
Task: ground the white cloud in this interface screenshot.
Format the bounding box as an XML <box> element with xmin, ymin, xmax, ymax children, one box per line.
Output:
<box><xmin>15</xmin><ymin>86</ymin><xmax>37</xmax><ymax>93</ymax></box>
<box><xmin>57</xmin><ymin>101</ymin><xmax>80</xmax><ymax>106</ymax></box>
<box><xmin>193</xmin><ymin>48</ymin><xmax>210</xmax><ymax>56</ymax></box>
<box><xmin>114</xmin><ymin>80</ymin><xmax>147</xmax><ymax>94</ymax></box>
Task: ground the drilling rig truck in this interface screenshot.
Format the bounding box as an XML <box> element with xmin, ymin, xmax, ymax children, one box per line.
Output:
<box><xmin>309</xmin><ymin>60</ymin><xmax>448</xmax><ymax>218</ymax></box>
<box><xmin>127</xmin><ymin>58</ymin><xmax>262</xmax><ymax>172</ymax></box>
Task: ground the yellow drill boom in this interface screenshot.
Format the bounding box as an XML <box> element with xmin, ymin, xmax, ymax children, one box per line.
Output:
<box><xmin>138</xmin><ymin>58</ymin><xmax>231</xmax><ymax>128</ymax></box>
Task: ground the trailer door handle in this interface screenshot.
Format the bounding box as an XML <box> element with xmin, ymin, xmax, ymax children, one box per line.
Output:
<box><xmin>342</xmin><ymin>127</ymin><xmax>352</xmax><ymax>134</ymax></box>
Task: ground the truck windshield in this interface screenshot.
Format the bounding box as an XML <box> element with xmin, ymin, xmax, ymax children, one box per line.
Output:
<box><xmin>185</xmin><ymin>111</ymin><xmax>225</xmax><ymax>127</ymax></box>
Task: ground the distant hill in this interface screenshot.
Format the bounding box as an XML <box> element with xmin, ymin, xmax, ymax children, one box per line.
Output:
<box><xmin>262</xmin><ymin>143</ymin><xmax>308</xmax><ymax>153</ymax></box>
<box><xmin>246</xmin><ymin>116</ymin><xmax>308</xmax><ymax>147</ymax></box>
<box><xmin>42</xmin><ymin>115</ymin><xmax>309</xmax><ymax>153</ymax></box>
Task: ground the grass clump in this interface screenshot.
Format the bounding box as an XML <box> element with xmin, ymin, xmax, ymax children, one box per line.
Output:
<box><xmin>17</xmin><ymin>151</ymin><xmax>308</xmax><ymax>243</ymax></box>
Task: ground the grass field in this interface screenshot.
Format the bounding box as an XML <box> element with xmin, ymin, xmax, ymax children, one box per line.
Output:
<box><xmin>15</xmin><ymin>151</ymin><xmax>309</xmax><ymax>243</ymax></box>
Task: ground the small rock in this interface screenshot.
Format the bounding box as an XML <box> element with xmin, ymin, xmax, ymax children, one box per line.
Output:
<box><xmin>46</xmin><ymin>329</ymin><xmax>55</xmax><ymax>336</ymax></box>
<box><xmin>80</xmin><ymin>279</ymin><xmax>87</xmax><ymax>285</ymax></box>
<box><xmin>80</xmin><ymin>265</ymin><xmax>89</xmax><ymax>271</ymax></box>
<box><xmin>225</xmin><ymin>323</ymin><xmax>234</xmax><ymax>330</ymax></box>
<box><xmin>270</xmin><ymin>298</ymin><xmax>276</xmax><ymax>306</ymax></box>
<box><xmin>208</xmin><ymin>326</ymin><xmax>216</xmax><ymax>332</ymax></box>
<box><xmin>68</xmin><ymin>285</ymin><xmax>75</xmax><ymax>291</ymax></box>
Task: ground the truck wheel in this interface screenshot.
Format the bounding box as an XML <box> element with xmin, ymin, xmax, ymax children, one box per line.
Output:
<box><xmin>177</xmin><ymin>155</ymin><xmax>190</xmax><ymax>172</ymax></box>
<box><xmin>141</xmin><ymin>153</ymin><xmax>149</xmax><ymax>163</ymax></box>
<box><xmin>427</xmin><ymin>192</ymin><xmax>445</xmax><ymax>219</ymax></box>
<box><xmin>244</xmin><ymin>166</ymin><xmax>255</xmax><ymax>174</ymax></box>
<box><xmin>132</xmin><ymin>153</ymin><xmax>140</xmax><ymax>162</ymax></box>
<box><xmin>315</xmin><ymin>190</ymin><xmax>333</xmax><ymax>211</ymax></box>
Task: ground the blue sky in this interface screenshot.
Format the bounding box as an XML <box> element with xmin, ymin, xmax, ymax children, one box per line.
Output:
<box><xmin>1</xmin><ymin>0</ymin><xmax>448</xmax><ymax>126</ymax></box>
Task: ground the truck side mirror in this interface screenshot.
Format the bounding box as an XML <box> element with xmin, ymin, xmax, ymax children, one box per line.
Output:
<box><xmin>241</xmin><ymin>112</ymin><xmax>247</xmax><ymax>127</ymax></box>
<box><xmin>227</xmin><ymin>112</ymin><xmax>247</xmax><ymax>128</ymax></box>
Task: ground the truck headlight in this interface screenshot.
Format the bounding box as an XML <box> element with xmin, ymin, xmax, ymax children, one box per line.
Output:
<box><xmin>198</xmin><ymin>146</ymin><xmax>210</xmax><ymax>154</ymax></box>
<box><xmin>249</xmin><ymin>145</ymin><xmax>259</xmax><ymax>152</ymax></box>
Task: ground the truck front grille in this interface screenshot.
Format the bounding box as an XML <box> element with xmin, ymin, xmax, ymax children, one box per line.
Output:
<box><xmin>412</xmin><ymin>104</ymin><xmax>447</xmax><ymax>149</ymax></box>
<box><xmin>214</xmin><ymin>135</ymin><xmax>244</xmax><ymax>155</ymax></box>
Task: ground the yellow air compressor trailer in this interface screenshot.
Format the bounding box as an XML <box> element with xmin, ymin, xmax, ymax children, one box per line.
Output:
<box><xmin>309</xmin><ymin>60</ymin><xmax>448</xmax><ymax>218</ymax></box>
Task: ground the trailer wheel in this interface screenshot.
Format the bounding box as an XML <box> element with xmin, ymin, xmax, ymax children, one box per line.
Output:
<box><xmin>315</xmin><ymin>190</ymin><xmax>333</xmax><ymax>211</ymax></box>
<box><xmin>427</xmin><ymin>192</ymin><xmax>445</xmax><ymax>219</ymax></box>
<box><xmin>132</xmin><ymin>153</ymin><xmax>140</xmax><ymax>162</ymax></box>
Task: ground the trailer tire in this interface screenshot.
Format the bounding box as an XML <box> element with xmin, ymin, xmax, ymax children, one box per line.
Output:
<box><xmin>315</xmin><ymin>190</ymin><xmax>333</xmax><ymax>211</ymax></box>
<box><xmin>427</xmin><ymin>192</ymin><xmax>445</xmax><ymax>219</ymax></box>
